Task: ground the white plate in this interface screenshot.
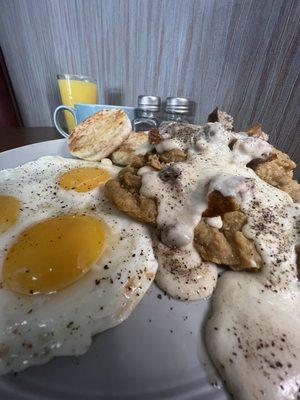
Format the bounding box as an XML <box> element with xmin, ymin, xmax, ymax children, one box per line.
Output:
<box><xmin>0</xmin><ymin>140</ymin><xmax>228</xmax><ymax>400</ymax></box>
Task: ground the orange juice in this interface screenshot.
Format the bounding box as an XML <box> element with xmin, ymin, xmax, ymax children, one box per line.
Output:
<box><xmin>58</xmin><ymin>76</ymin><xmax>98</xmax><ymax>132</ymax></box>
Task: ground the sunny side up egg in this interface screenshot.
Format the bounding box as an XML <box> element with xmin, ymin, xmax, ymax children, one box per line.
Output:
<box><xmin>0</xmin><ymin>156</ymin><xmax>157</xmax><ymax>375</ymax></box>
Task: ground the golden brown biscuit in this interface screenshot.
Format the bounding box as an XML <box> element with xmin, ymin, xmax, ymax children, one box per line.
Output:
<box><xmin>111</xmin><ymin>131</ymin><xmax>149</xmax><ymax>166</ymax></box>
<box><xmin>68</xmin><ymin>109</ymin><xmax>131</xmax><ymax>161</ymax></box>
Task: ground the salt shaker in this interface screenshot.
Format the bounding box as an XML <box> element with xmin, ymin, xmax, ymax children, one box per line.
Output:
<box><xmin>133</xmin><ymin>95</ymin><xmax>161</xmax><ymax>132</ymax></box>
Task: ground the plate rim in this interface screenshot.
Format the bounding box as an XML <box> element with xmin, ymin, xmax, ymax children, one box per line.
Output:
<box><xmin>0</xmin><ymin>138</ymin><xmax>67</xmax><ymax>157</ymax></box>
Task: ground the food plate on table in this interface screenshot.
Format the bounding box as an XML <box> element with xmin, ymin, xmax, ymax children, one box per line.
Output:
<box><xmin>0</xmin><ymin>139</ymin><xmax>227</xmax><ymax>400</ymax></box>
<box><xmin>0</xmin><ymin>108</ymin><xmax>298</xmax><ymax>400</ymax></box>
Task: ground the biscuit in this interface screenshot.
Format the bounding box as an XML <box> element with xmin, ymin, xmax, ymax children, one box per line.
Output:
<box><xmin>68</xmin><ymin>109</ymin><xmax>131</xmax><ymax>161</ymax></box>
<box><xmin>111</xmin><ymin>131</ymin><xmax>149</xmax><ymax>166</ymax></box>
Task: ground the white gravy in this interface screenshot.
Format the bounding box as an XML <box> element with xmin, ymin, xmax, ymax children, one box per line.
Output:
<box><xmin>139</xmin><ymin>121</ymin><xmax>299</xmax><ymax>398</ymax></box>
<box><xmin>206</xmin><ymin>191</ymin><xmax>299</xmax><ymax>400</ymax></box>
<box><xmin>140</xmin><ymin>122</ymin><xmax>271</xmax><ymax>249</ymax></box>
<box><xmin>204</xmin><ymin>216</ymin><xmax>223</xmax><ymax>229</ymax></box>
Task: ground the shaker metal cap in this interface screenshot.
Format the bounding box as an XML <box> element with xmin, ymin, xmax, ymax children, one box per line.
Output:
<box><xmin>137</xmin><ymin>95</ymin><xmax>161</xmax><ymax>111</ymax></box>
<box><xmin>165</xmin><ymin>97</ymin><xmax>190</xmax><ymax>114</ymax></box>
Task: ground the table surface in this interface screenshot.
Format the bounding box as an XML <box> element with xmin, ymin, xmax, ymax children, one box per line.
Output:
<box><xmin>0</xmin><ymin>127</ymin><xmax>61</xmax><ymax>152</ymax></box>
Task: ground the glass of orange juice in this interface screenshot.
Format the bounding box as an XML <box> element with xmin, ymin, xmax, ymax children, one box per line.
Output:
<box><xmin>57</xmin><ymin>74</ymin><xmax>98</xmax><ymax>133</ymax></box>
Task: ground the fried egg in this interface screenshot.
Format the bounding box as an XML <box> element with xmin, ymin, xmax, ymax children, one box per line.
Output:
<box><xmin>0</xmin><ymin>156</ymin><xmax>157</xmax><ymax>375</ymax></box>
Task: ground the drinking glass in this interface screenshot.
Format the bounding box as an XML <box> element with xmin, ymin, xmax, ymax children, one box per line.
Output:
<box><xmin>57</xmin><ymin>74</ymin><xmax>98</xmax><ymax>133</ymax></box>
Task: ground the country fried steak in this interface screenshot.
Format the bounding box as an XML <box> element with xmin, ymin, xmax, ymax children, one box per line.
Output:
<box><xmin>106</xmin><ymin>163</ymin><xmax>263</xmax><ymax>271</ymax></box>
<box><xmin>105</xmin><ymin>109</ymin><xmax>299</xmax><ymax>274</ymax></box>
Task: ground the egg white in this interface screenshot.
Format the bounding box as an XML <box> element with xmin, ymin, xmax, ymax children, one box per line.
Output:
<box><xmin>0</xmin><ymin>156</ymin><xmax>158</xmax><ymax>375</ymax></box>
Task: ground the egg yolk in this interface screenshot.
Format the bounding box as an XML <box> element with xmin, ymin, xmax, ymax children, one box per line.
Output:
<box><xmin>58</xmin><ymin>167</ymin><xmax>110</xmax><ymax>192</ymax></box>
<box><xmin>2</xmin><ymin>214</ymin><xmax>107</xmax><ymax>295</ymax></box>
<box><xmin>0</xmin><ymin>195</ymin><xmax>21</xmax><ymax>233</ymax></box>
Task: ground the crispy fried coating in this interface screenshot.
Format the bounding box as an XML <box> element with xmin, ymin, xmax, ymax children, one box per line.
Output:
<box><xmin>106</xmin><ymin>115</ymin><xmax>300</xmax><ymax>273</ymax></box>
<box><xmin>251</xmin><ymin>147</ymin><xmax>299</xmax><ymax>201</ymax></box>
<box><xmin>159</xmin><ymin>149</ymin><xmax>187</xmax><ymax>163</ymax></box>
<box><xmin>149</xmin><ymin>128</ymin><xmax>162</xmax><ymax>144</ymax></box>
<box><xmin>253</xmin><ymin>148</ymin><xmax>295</xmax><ymax>186</ymax></box>
<box><xmin>147</xmin><ymin>154</ymin><xmax>164</xmax><ymax>170</ymax></box>
<box><xmin>222</xmin><ymin>212</ymin><xmax>262</xmax><ymax>270</ymax></box>
<box><xmin>130</xmin><ymin>149</ymin><xmax>187</xmax><ymax>170</ymax></box>
<box><xmin>202</xmin><ymin>190</ymin><xmax>240</xmax><ymax>217</ymax></box>
<box><xmin>131</xmin><ymin>155</ymin><xmax>146</xmax><ymax>169</ymax></box>
<box><xmin>106</xmin><ymin>163</ymin><xmax>262</xmax><ymax>272</ymax></box>
<box><xmin>107</xmin><ymin>149</ymin><xmax>180</xmax><ymax>228</ymax></box>
<box><xmin>222</xmin><ymin>210</ymin><xmax>246</xmax><ymax>230</ymax></box>
<box><xmin>206</xmin><ymin>109</ymin><xmax>298</xmax><ymax>202</ymax></box>
<box><xmin>207</xmin><ymin>107</ymin><xmax>234</xmax><ymax>131</ymax></box>
<box><xmin>246</xmin><ymin>123</ymin><xmax>269</xmax><ymax>141</ymax></box>
<box><xmin>105</xmin><ymin>178</ymin><xmax>157</xmax><ymax>225</ymax></box>
<box><xmin>194</xmin><ymin>221</ymin><xmax>237</xmax><ymax>265</ymax></box>
<box><xmin>105</xmin><ymin>159</ymin><xmax>158</xmax><ymax>225</ymax></box>
<box><xmin>105</xmin><ymin>148</ymin><xmax>187</xmax><ymax>227</ymax></box>
<box><xmin>208</xmin><ymin>108</ymin><xmax>299</xmax><ymax>202</ymax></box>
<box><xmin>281</xmin><ymin>180</ymin><xmax>300</xmax><ymax>203</ymax></box>
<box><xmin>118</xmin><ymin>167</ymin><xmax>142</xmax><ymax>193</ymax></box>
<box><xmin>194</xmin><ymin>211</ymin><xmax>262</xmax><ymax>271</ymax></box>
